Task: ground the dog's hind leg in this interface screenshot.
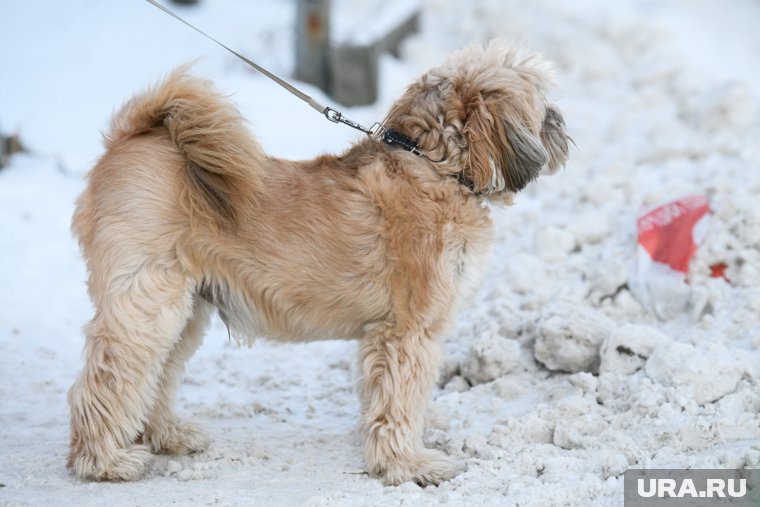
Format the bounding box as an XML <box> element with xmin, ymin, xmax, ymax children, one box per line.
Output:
<box><xmin>67</xmin><ymin>262</ymin><xmax>195</xmax><ymax>481</ymax></box>
<box><xmin>359</xmin><ymin>326</ymin><xmax>459</xmax><ymax>486</ymax></box>
<box><xmin>143</xmin><ymin>297</ymin><xmax>212</xmax><ymax>455</ymax></box>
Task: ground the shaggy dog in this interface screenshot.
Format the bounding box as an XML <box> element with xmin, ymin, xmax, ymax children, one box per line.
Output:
<box><xmin>68</xmin><ymin>42</ymin><xmax>569</xmax><ymax>485</ymax></box>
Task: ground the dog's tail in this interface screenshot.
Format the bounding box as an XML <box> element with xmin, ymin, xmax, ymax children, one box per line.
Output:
<box><xmin>106</xmin><ymin>65</ymin><xmax>264</xmax><ymax>230</ymax></box>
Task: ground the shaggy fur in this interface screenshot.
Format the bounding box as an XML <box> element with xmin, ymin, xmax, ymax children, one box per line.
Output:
<box><xmin>67</xmin><ymin>42</ymin><xmax>568</xmax><ymax>485</ymax></box>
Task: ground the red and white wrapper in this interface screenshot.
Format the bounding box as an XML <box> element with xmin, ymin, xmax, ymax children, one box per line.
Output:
<box><xmin>628</xmin><ymin>195</ymin><xmax>711</xmax><ymax>319</ymax></box>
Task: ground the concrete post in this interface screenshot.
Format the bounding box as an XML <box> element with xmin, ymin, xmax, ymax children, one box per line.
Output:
<box><xmin>295</xmin><ymin>0</ymin><xmax>331</xmax><ymax>92</ymax></box>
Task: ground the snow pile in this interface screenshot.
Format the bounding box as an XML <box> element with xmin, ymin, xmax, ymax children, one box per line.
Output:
<box><xmin>645</xmin><ymin>341</ymin><xmax>744</xmax><ymax>405</ymax></box>
<box><xmin>599</xmin><ymin>324</ymin><xmax>668</xmax><ymax>375</ymax></box>
<box><xmin>2</xmin><ymin>0</ymin><xmax>760</xmax><ymax>506</ymax></box>
<box><xmin>532</xmin><ymin>303</ymin><xmax>614</xmax><ymax>374</ymax></box>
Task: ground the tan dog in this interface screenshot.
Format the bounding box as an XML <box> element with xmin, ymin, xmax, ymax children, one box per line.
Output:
<box><xmin>68</xmin><ymin>42</ymin><xmax>568</xmax><ymax>485</ymax></box>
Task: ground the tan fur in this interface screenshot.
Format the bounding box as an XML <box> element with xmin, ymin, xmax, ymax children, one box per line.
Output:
<box><xmin>68</xmin><ymin>41</ymin><xmax>568</xmax><ymax>485</ymax></box>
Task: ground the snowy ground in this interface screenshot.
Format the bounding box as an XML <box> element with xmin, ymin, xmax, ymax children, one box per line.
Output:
<box><xmin>2</xmin><ymin>1</ymin><xmax>760</xmax><ymax>506</ymax></box>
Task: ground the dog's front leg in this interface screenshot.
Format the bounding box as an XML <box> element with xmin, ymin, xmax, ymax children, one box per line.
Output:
<box><xmin>359</xmin><ymin>327</ymin><xmax>458</xmax><ymax>486</ymax></box>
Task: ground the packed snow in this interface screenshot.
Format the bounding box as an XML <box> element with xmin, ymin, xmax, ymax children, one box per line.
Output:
<box><xmin>2</xmin><ymin>0</ymin><xmax>760</xmax><ymax>506</ymax></box>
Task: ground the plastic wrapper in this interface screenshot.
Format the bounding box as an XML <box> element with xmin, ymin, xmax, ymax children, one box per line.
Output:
<box><xmin>628</xmin><ymin>195</ymin><xmax>710</xmax><ymax>319</ymax></box>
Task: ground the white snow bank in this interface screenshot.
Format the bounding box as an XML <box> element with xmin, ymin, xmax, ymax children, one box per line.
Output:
<box><xmin>532</xmin><ymin>303</ymin><xmax>614</xmax><ymax>374</ymax></box>
<box><xmin>645</xmin><ymin>341</ymin><xmax>745</xmax><ymax>405</ymax></box>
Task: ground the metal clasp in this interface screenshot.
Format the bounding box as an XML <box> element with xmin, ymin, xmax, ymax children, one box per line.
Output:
<box><xmin>368</xmin><ymin>122</ymin><xmax>386</xmax><ymax>139</ymax></box>
<box><xmin>324</xmin><ymin>107</ymin><xmax>342</xmax><ymax>123</ymax></box>
<box><xmin>323</xmin><ymin>107</ymin><xmax>376</xmax><ymax>136</ymax></box>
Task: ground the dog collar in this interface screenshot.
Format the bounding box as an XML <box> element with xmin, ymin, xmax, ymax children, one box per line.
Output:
<box><xmin>379</xmin><ymin>128</ymin><xmax>422</xmax><ymax>156</ymax></box>
<box><xmin>378</xmin><ymin>128</ymin><xmax>479</xmax><ymax>194</ymax></box>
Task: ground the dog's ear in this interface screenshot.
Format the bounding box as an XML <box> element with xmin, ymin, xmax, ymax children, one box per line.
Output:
<box><xmin>540</xmin><ymin>105</ymin><xmax>570</xmax><ymax>174</ymax></box>
<box><xmin>500</xmin><ymin>117</ymin><xmax>548</xmax><ymax>192</ymax></box>
<box><xmin>464</xmin><ymin>100</ymin><xmax>548</xmax><ymax>194</ymax></box>
<box><xmin>462</xmin><ymin>101</ymin><xmax>500</xmax><ymax>193</ymax></box>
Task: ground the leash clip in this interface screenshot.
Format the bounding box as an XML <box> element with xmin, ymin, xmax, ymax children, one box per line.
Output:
<box><xmin>368</xmin><ymin>122</ymin><xmax>386</xmax><ymax>138</ymax></box>
<box><xmin>323</xmin><ymin>107</ymin><xmax>375</xmax><ymax>135</ymax></box>
<box><xmin>324</xmin><ymin>107</ymin><xmax>342</xmax><ymax>123</ymax></box>
<box><xmin>325</xmin><ymin>109</ymin><xmax>423</xmax><ymax>158</ymax></box>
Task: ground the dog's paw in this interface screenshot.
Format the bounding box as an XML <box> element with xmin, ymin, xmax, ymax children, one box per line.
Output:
<box><xmin>145</xmin><ymin>419</ymin><xmax>210</xmax><ymax>455</ymax></box>
<box><xmin>379</xmin><ymin>449</ymin><xmax>460</xmax><ymax>487</ymax></box>
<box><xmin>71</xmin><ymin>444</ymin><xmax>153</xmax><ymax>481</ymax></box>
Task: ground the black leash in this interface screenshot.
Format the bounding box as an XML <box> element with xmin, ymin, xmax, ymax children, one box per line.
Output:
<box><xmin>143</xmin><ymin>0</ymin><xmax>422</xmax><ymax>157</ymax></box>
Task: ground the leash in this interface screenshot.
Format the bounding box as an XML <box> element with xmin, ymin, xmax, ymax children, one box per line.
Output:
<box><xmin>143</xmin><ymin>0</ymin><xmax>421</xmax><ymax>156</ymax></box>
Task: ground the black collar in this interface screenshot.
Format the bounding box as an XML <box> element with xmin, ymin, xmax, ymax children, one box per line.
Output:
<box><xmin>379</xmin><ymin>128</ymin><xmax>478</xmax><ymax>193</ymax></box>
<box><xmin>379</xmin><ymin>128</ymin><xmax>422</xmax><ymax>156</ymax></box>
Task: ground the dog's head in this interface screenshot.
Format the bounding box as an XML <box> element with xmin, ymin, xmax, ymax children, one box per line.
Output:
<box><xmin>383</xmin><ymin>42</ymin><xmax>569</xmax><ymax>196</ymax></box>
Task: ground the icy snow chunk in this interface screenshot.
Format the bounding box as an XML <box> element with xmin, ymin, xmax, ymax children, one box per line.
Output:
<box><xmin>443</xmin><ymin>375</ymin><xmax>470</xmax><ymax>393</ymax></box>
<box><xmin>567</xmin><ymin>212</ymin><xmax>611</xmax><ymax>245</ymax></box>
<box><xmin>684</xmin><ymin>82</ymin><xmax>756</xmax><ymax>134</ymax></box>
<box><xmin>491</xmin><ymin>377</ymin><xmax>522</xmax><ymax>400</ymax></box>
<box><xmin>645</xmin><ymin>341</ymin><xmax>744</xmax><ymax>404</ymax></box>
<box><xmin>503</xmin><ymin>253</ymin><xmax>550</xmax><ymax>295</ymax></box>
<box><xmin>715</xmin><ymin>388</ymin><xmax>760</xmax><ymax>417</ymax></box>
<box><xmin>463</xmin><ymin>433</ymin><xmax>491</xmax><ymax>458</ymax></box>
<box><xmin>599</xmin><ymin>324</ymin><xmax>670</xmax><ymax>374</ymax></box>
<box><xmin>533</xmin><ymin>225</ymin><xmax>576</xmax><ymax>261</ymax></box>
<box><xmin>461</xmin><ymin>333</ymin><xmax>521</xmax><ymax>385</ymax></box>
<box><xmin>166</xmin><ymin>460</ymin><xmax>182</xmax><ymax>475</ymax></box>
<box><xmin>602</xmin><ymin>453</ymin><xmax>630</xmax><ymax>479</ymax></box>
<box><xmin>567</xmin><ymin>371</ymin><xmax>598</xmax><ymax>394</ymax></box>
<box><xmin>533</xmin><ymin>304</ymin><xmax>614</xmax><ymax>373</ymax></box>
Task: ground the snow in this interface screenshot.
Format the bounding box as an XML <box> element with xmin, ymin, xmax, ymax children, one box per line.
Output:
<box><xmin>2</xmin><ymin>0</ymin><xmax>760</xmax><ymax>505</ymax></box>
<box><xmin>533</xmin><ymin>303</ymin><xmax>614</xmax><ymax>374</ymax></box>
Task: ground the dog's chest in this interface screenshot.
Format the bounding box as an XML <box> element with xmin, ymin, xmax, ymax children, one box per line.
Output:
<box><xmin>442</xmin><ymin>217</ymin><xmax>493</xmax><ymax>307</ymax></box>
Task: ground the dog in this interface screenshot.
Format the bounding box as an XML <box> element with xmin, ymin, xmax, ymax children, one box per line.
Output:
<box><xmin>67</xmin><ymin>41</ymin><xmax>569</xmax><ymax>486</ymax></box>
